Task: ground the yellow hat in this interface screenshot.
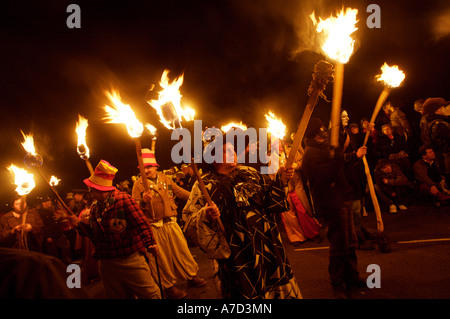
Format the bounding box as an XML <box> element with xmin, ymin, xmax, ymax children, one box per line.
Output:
<box><xmin>84</xmin><ymin>160</ymin><xmax>118</xmax><ymax>191</ymax></box>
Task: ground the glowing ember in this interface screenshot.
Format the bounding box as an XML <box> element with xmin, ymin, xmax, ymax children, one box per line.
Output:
<box><xmin>104</xmin><ymin>90</ymin><xmax>144</xmax><ymax>138</ymax></box>
<box><xmin>148</xmin><ymin>70</ymin><xmax>185</xmax><ymax>129</ymax></box>
<box><xmin>7</xmin><ymin>164</ymin><xmax>36</xmax><ymax>196</ymax></box>
<box><xmin>265</xmin><ymin>111</ymin><xmax>286</xmax><ymax>140</ymax></box>
<box><xmin>49</xmin><ymin>175</ymin><xmax>61</xmax><ymax>186</ymax></box>
<box><xmin>21</xmin><ymin>131</ymin><xmax>37</xmax><ymax>155</ymax></box>
<box><xmin>376</xmin><ymin>63</ymin><xmax>406</xmax><ymax>88</ymax></box>
<box><xmin>310</xmin><ymin>7</ymin><xmax>358</xmax><ymax>63</ymax></box>
<box><xmin>221</xmin><ymin>121</ymin><xmax>248</xmax><ymax>132</ymax></box>
<box><xmin>76</xmin><ymin>114</ymin><xmax>90</xmax><ymax>159</ymax></box>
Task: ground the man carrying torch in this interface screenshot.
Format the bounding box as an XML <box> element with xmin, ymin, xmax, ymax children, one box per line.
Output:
<box><xmin>72</xmin><ymin>159</ymin><xmax>161</xmax><ymax>299</ymax></box>
<box><xmin>131</xmin><ymin>148</ymin><xmax>206</xmax><ymax>299</ymax></box>
<box><xmin>1</xmin><ymin>165</ymin><xmax>43</xmax><ymax>252</ymax></box>
<box><xmin>301</xmin><ymin>118</ymin><xmax>366</xmax><ymax>299</ymax></box>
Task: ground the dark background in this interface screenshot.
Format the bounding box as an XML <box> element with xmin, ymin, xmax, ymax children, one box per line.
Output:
<box><xmin>1</xmin><ymin>0</ymin><xmax>449</xmax><ymax>210</ymax></box>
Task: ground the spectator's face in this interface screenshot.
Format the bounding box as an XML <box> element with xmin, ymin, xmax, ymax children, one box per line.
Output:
<box><xmin>12</xmin><ymin>198</ymin><xmax>26</xmax><ymax>212</ymax></box>
<box><xmin>350</xmin><ymin>126</ymin><xmax>359</xmax><ymax>134</ymax></box>
<box><xmin>424</xmin><ymin>149</ymin><xmax>436</xmax><ymax>161</ymax></box>
<box><xmin>341</xmin><ymin>111</ymin><xmax>349</xmax><ymax>127</ymax></box>
<box><xmin>223</xmin><ymin>142</ymin><xmax>237</xmax><ymax>165</ymax></box>
<box><xmin>362</xmin><ymin>121</ymin><xmax>370</xmax><ymax>130</ymax></box>
<box><xmin>248</xmin><ymin>142</ymin><xmax>257</xmax><ymax>154</ymax></box>
<box><xmin>214</xmin><ymin>142</ymin><xmax>237</xmax><ymax>173</ymax></box>
<box><xmin>74</xmin><ymin>193</ymin><xmax>83</xmax><ymax>202</ymax></box>
<box><xmin>144</xmin><ymin>166</ymin><xmax>158</xmax><ymax>179</ymax></box>
<box><xmin>381</xmin><ymin>165</ymin><xmax>392</xmax><ymax>174</ymax></box>
<box><xmin>382</xmin><ymin>126</ymin><xmax>392</xmax><ymax>136</ymax></box>
<box><xmin>41</xmin><ymin>200</ymin><xmax>52</xmax><ymax>209</ymax></box>
<box><xmin>89</xmin><ymin>188</ymin><xmax>110</xmax><ymax>202</ymax></box>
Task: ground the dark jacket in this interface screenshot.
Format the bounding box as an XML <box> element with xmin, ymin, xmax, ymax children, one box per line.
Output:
<box><xmin>301</xmin><ymin>138</ymin><xmax>352</xmax><ymax>217</ymax></box>
<box><xmin>378</xmin><ymin>132</ymin><xmax>409</xmax><ymax>159</ymax></box>
<box><xmin>413</xmin><ymin>159</ymin><xmax>443</xmax><ymax>188</ymax></box>
<box><xmin>374</xmin><ymin>162</ymin><xmax>409</xmax><ymax>187</ymax></box>
<box><xmin>421</xmin><ymin>114</ymin><xmax>449</xmax><ymax>154</ymax></box>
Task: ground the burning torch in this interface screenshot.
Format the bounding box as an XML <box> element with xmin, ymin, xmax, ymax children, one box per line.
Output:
<box><xmin>145</xmin><ymin>123</ymin><xmax>158</xmax><ymax>153</ymax></box>
<box><xmin>7</xmin><ymin>164</ymin><xmax>36</xmax><ymax>250</ymax></box>
<box><xmin>76</xmin><ymin>114</ymin><xmax>94</xmax><ymax>175</ymax></box>
<box><xmin>311</xmin><ymin>7</ymin><xmax>359</xmax><ymax>150</ymax></box>
<box><xmin>265</xmin><ymin>111</ymin><xmax>287</xmax><ymax>163</ymax></box>
<box><xmin>361</xmin><ymin>63</ymin><xmax>405</xmax><ymax>253</ymax></box>
<box><xmin>20</xmin><ymin>131</ymin><xmax>75</xmax><ymax>216</ymax></box>
<box><xmin>148</xmin><ymin>69</ymin><xmax>225</xmax><ymax>236</ymax></box>
<box><xmin>103</xmin><ymin>90</ymin><xmax>149</xmax><ymax>191</ymax></box>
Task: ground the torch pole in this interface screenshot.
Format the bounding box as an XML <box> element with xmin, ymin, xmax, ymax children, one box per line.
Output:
<box><xmin>191</xmin><ymin>159</ymin><xmax>227</xmax><ymax>237</ymax></box>
<box><xmin>363</xmin><ymin>86</ymin><xmax>391</xmax><ymax>146</ymax></box>
<box><xmin>151</xmin><ymin>138</ymin><xmax>156</xmax><ymax>153</ymax></box>
<box><xmin>361</xmin><ymin>85</ymin><xmax>392</xmax><ymax>253</ymax></box>
<box><xmin>84</xmin><ymin>158</ymin><xmax>94</xmax><ymax>175</ymax></box>
<box><xmin>36</xmin><ymin>168</ymin><xmax>75</xmax><ymax>217</ymax></box>
<box><xmin>330</xmin><ymin>62</ymin><xmax>344</xmax><ymax>150</ymax></box>
<box><xmin>18</xmin><ymin>195</ymin><xmax>28</xmax><ymax>250</ymax></box>
<box><xmin>134</xmin><ymin>138</ymin><xmax>149</xmax><ymax>191</ymax></box>
<box><xmin>286</xmin><ymin>60</ymin><xmax>334</xmax><ymax>168</ymax></box>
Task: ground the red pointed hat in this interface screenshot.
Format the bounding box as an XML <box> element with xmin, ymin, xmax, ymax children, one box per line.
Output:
<box><xmin>84</xmin><ymin>160</ymin><xmax>118</xmax><ymax>191</ymax></box>
<box><xmin>139</xmin><ymin>148</ymin><xmax>159</xmax><ymax>168</ymax></box>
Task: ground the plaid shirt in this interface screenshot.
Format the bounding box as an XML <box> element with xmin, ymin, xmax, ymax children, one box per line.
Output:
<box><xmin>77</xmin><ymin>190</ymin><xmax>156</xmax><ymax>259</ymax></box>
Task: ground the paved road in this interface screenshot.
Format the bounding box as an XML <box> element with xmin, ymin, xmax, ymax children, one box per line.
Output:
<box><xmin>86</xmin><ymin>200</ymin><xmax>450</xmax><ymax>299</ymax></box>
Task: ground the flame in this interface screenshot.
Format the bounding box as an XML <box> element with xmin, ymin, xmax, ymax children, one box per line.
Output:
<box><xmin>49</xmin><ymin>175</ymin><xmax>61</xmax><ymax>186</ymax></box>
<box><xmin>221</xmin><ymin>121</ymin><xmax>247</xmax><ymax>132</ymax></box>
<box><xmin>310</xmin><ymin>7</ymin><xmax>358</xmax><ymax>63</ymax></box>
<box><xmin>104</xmin><ymin>90</ymin><xmax>144</xmax><ymax>138</ymax></box>
<box><xmin>76</xmin><ymin>114</ymin><xmax>90</xmax><ymax>159</ymax></box>
<box><xmin>376</xmin><ymin>63</ymin><xmax>405</xmax><ymax>88</ymax></box>
<box><xmin>145</xmin><ymin>124</ymin><xmax>157</xmax><ymax>135</ymax></box>
<box><xmin>7</xmin><ymin>164</ymin><xmax>36</xmax><ymax>196</ymax></box>
<box><xmin>148</xmin><ymin>70</ymin><xmax>185</xmax><ymax>129</ymax></box>
<box><xmin>21</xmin><ymin>131</ymin><xmax>37</xmax><ymax>155</ymax></box>
<box><xmin>183</xmin><ymin>107</ymin><xmax>196</xmax><ymax>122</ymax></box>
<box><xmin>265</xmin><ymin>111</ymin><xmax>286</xmax><ymax>140</ymax></box>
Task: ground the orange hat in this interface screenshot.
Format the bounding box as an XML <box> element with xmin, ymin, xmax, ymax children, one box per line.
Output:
<box><xmin>140</xmin><ymin>148</ymin><xmax>159</xmax><ymax>167</ymax></box>
<box><xmin>83</xmin><ymin>160</ymin><xmax>118</xmax><ymax>191</ymax></box>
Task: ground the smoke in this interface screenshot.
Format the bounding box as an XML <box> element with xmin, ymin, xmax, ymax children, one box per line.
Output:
<box><xmin>431</xmin><ymin>10</ymin><xmax>450</xmax><ymax>41</ymax></box>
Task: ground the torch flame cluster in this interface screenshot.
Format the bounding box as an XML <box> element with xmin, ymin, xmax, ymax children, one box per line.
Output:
<box><xmin>376</xmin><ymin>63</ymin><xmax>406</xmax><ymax>88</ymax></box>
<box><xmin>104</xmin><ymin>90</ymin><xmax>144</xmax><ymax>138</ymax></box>
<box><xmin>20</xmin><ymin>131</ymin><xmax>37</xmax><ymax>156</ymax></box>
<box><xmin>221</xmin><ymin>121</ymin><xmax>248</xmax><ymax>132</ymax></box>
<box><xmin>7</xmin><ymin>164</ymin><xmax>35</xmax><ymax>196</ymax></box>
<box><xmin>265</xmin><ymin>111</ymin><xmax>286</xmax><ymax>140</ymax></box>
<box><xmin>310</xmin><ymin>7</ymin><xmax>359</xmax><ymax>64</ymax></box>
<box><xmin>148</xmin><ymin>70</ymin><xmax>186</xmax><ymax>129</ymax></box>
<box><xmin>76</xmin><ymin>115</ymin><xmax>90</xmax><ymax>159</ymax></box>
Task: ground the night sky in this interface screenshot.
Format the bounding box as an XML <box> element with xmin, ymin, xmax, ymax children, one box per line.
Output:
<box><xmin>1</xmin><ymin>0</ymin><xmax>449</xmax><ymax>209</ymax></box>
